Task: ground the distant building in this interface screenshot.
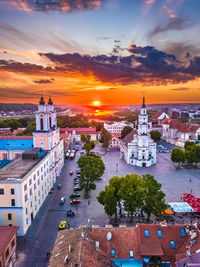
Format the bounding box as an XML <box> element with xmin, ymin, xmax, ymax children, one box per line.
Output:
<box><xmin>109</xmin><ymin>133</ymin><xmax>121</xmax><ymax>149</ymax></box>
<box><xmin>48</xmin><ymin>223</ymin><xmax>199</xmax><ymax>267</ymax></box>
<box><xmin>104</xmin><ymin>121</ymin><xmax>133</xmax><ymax>134</ymax></box>
<box><xmin>0</xmin><ymin>97</ymin><xmax>64</xmax><ymax>235</ymax></box>
<box><xmin>61</xmin><ymin>128</ymin><xmax>97</xmax><ymax>142</ymax></box>
<box><xmin>162</xmin><ymin>118</ymin><xmax>200</xmax><ymax>147</ymax></box>
<box><xmin>149</xmin><ymin>111</ymin><xmax>169</xmax><ymax>126</ymax></box>
<box><xmin>0</xmin><ymin>226</ymin><xmax>18</xmax><ymax>267</ymax></box>
<box><xmin>120</xmin><ymin>97</ymin><xmax>156</xmax><ymax>167</ymax></box>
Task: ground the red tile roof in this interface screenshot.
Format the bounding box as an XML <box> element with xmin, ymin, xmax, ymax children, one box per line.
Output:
<box><xmin>0</xmin><ymin>226</ymin><xmax>18</xmax><ymax>256</ymax></box>
<box><xmin>0</xmin><ymin>130</ymin><xmax>14</xmax><ymax>136</ymax></box>
<box><xmin>122</xmin><ymin>130</ymin><xmax>137</xmax><ymax>143</ymax></box>
<box><xmin>60</xmin><ymin>128</ymin><xmax>97</xmax><ymax>135</ymax></box>
<box><xmin>149</xmin><ymin>111</ymin><xmax>165</xmax><ymax>122</ymax></box>
<box><xmin>111</xmin><ymin>133</ymin><xmax>121</xmax><ymax>139</ymax></box>
<box><xmin>162</xmin><ymin>118</ymin><xmax>193</xmax><ymax>133</ymax></box>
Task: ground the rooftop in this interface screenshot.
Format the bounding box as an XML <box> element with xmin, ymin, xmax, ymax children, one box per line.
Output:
<box><xmin>0</xmin><ymin>149</ymin><xmax>47</xmax><ymax>182</ymax></box>
<box><xmin>61</xmin><ymin>128</ymin><xmax>97</xmax><ymax>135</ymax></box>
<box><xmin>0</xmin><ymin>226</ymin><xmax>18</xmax><ymax>256</ymax></box>
<box><xmin>0</xmin><ymin>138</ymin><xmax>33</xmax><ymax>150</ymax></box>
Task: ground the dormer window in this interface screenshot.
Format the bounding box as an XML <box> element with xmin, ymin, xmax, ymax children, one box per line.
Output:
<box><xmin>111</xmin><ymin>249</ymin><xmax>115</xmax><ymax>257</ymax></box>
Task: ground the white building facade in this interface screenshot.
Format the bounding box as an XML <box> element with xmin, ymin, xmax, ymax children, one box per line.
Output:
<box><xmin>104</xmin><ymin>121</ymin><xmax>133</xmax><ymax>134</ymax></box>
<box><xmin>120</xmin><ymin>97</ymin><xmax>156</xmax><ymax>167</ymax></box>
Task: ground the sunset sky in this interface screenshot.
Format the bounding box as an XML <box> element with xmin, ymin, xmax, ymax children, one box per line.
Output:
<box><xmin>0</xmin><ymin>0</ymin><xmax>200</xmax><ymax>105</ymax></box>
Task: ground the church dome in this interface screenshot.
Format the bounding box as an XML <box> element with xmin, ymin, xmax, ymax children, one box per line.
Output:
<box><xmin>39</xmin><ymin>96</ymin><xmax>45</xmax><ymax>105</ymax></box>
<box><xmin>48</xmin><ymin>97</ymin><xmax>53</xmax><ymax>105</ymax></box>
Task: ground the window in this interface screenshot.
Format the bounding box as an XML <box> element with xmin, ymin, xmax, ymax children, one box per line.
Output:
<box><xmin>34</xmin><ymin>184</ymin><xmax>36</xmax><ymax>190</ymax></box>
<box><xmin>33</xmin><ymin>174</ymin><xmax>36</xmax><ymax>181</ymax></box>
<box><xmin>180</xmin><ymin>228</ymin><xmax>185</xmax><ymax>237</ymax></box>
<box><xmin>11</xmin><ymin>239</ymin><xmax>15</xmax><ymax>247</ymax></box>
<box><xmin>30</xmin><ymin>189</ymin><xmax>32</xmax><ymax>196</ymax></box>
<box><xmin>170</xmin><ymin>241</ymin><xmax>175</xmax><ymax>249</ymax></box>
<box><xmin>0</xmin><ymin>188</ymin><xmax>4</xmax><ymax>195</ymax></box>
<box><xmin>24</xmin><ymin>184</ymin><xmax>27</xmax><ymax>191</ymax></box>
<box><xmin>11</xmin><ymin>199</ymin><xmax>15</xmax><ymax>206</ymax></box>
<box><xmin>10</xmin><ymin>188</ymin><xmax>15</xmax><ymax>195</ymax></box>
<box><xmin>25</xmin><ymin>194</ymin><xmax>28</xmax><ymax>202</ymax></box>
<box><xmin>8</xmin><ymin>213</ymin><xmax>12</xmax><ymax>220</ymax></box>
<box><xmin>41</xmin><ymin>175</ymin><xmax>43</xmax><ymax>181</ymax></box>
<box><xmin>157</xmin><ymin>230</ymin><xmax>162</xmax><ymax>238</ymax></box>
<box><xmin>29</xmin><ymin>179</ymin><xmax>32</xmax><ymax>185</ymax></box>
<box><xmin>38</xmin><ymin>179</ymin><xmax>40</xmax><ymax>186</ymax></box>
<box><xmin>129</xmin><ymin>250</ymin><xmax>134</xmax><ymax>258</ymax></box>
<box><xmin>41</xmin><ymin>167</ymin><xmax>43</xmax><ymax>172</ymax></box>
<box><xmin>3</xmin><ymin>153</ymin><xmax>8</xmax><ymax>160</ymax></box>
<box><xmin>111</xmin><ymin>249</ymin><xmax>115</xmax><ymax>257</ymax></box>
<box><xmin>26</xmin><ymin>218</ymin><xmax>28</xmax><ymax>225</ymax></box>
<box><xmin>5</xmin><ymin>248</ymin><xmax>9</xmax><ymax>258</ymax></box>
<box><xmin>37</xmin><ymin>171</ymin><xmax>39</xmax><ymax>176</ymax></box>
<box><xmin>26</xmin><ymin>208</ymin><xmax>28</xmax><ymax>215</ymax></box>
<box><xmin>15</xmin><ymin>154</ymin><xmax>20</xmax><ymax>159</ymax></box>
<box><xmin>144</xmin><ymin>230</ymin><xmax>149</xmax><ymax>238</ymax></box>
<box><xmin>30</xmin><ymin>201</ymin><xmax>32</xmax><ymax>208</ymax></box>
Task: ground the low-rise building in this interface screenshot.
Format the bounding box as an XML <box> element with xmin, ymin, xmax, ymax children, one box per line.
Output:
<box><xmin>162</xmin><ymin>118</ymin><xmax>200</xmax><ymax>147</ymax></box>
<box><xmin>61</xmin><ymin>128</ymin><xmax>97</xmax><ymax>142</ymax></box>
<box><xmin>109</xmin><ymin>133</ymin><xmax>121</xmax><ymax>149</ymax></box>
<box><xmin>104</xmin><ymin>121</ymin><xmax>133</xmax><ymax>134</ymax></box>
<box><xmin>149</xmin><ymin>111</ymin><xmax>169</xmax><ymax>126</ymax></box>
<box><xmin>0</xmin><ymin>226</ymin><xmax>18</xmax><ymax>267</ymax></box>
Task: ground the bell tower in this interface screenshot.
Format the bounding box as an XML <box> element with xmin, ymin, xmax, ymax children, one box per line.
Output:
<box><xmin>33</xmin><ymin>96</ymin><xmax>59</xmax><ymax>150</ymax></box>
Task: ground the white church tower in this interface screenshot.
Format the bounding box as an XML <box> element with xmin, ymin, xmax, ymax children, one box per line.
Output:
<box><xmin>33</xmin><ymin>96</ymin><xmax>60</xmax><ymax>150</ymax></box>
<box><xmin>120</xmin><ymin>96</ymin><xmax>157</xmax><ymax>167</ymax></box>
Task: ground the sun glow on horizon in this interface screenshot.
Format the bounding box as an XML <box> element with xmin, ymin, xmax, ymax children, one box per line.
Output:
<box><xmin>92</xmin><ymin>100</ymin><xmax>101</xmax><ymax>107</ymax></box>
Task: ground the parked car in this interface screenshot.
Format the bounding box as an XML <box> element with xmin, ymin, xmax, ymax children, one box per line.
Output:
<box><xmin>59</xmin><ymin>221</ymin><xmax>67</xmax><ymax>230</ymax></box>
<box><xmin>67</xmin><ymin>209</ymin><xmax>75</xmax><ymax>217</ymax></box>
<box><xmin>57</xmin><ymin>184</ymin><xmax>62</xmax><ymax>189</ymax></box>
<box><xmin>76</xmin><ymin>168</ymin><xmax>81</xmax><ymax>174</ymax></box>
<box><xmin>74</xmin><ymin>186</ymin><xmax>81</xmax><ymax>191</ymax></box>
<box><xmin>70</xmin><ymin>171</ymin><xmax>73</xmax><ymax>175</ymax></box>
<box><xmin>70</xmin><ymin>192</ymin><xmax>80</xmax><ymax>198</ymax></box>
<box><xmin>71</xmin><ymin>199</ymin><xmax>81</xmax><ymax>204</ymax></box>
<box><xmin>60</xmin><ymin>197</ymin><xmax>66</xmax><ymax>204</ymax></box>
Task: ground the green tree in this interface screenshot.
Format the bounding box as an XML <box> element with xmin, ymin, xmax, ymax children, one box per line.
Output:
<box><xmin>8</xmin><ymin>119</ymin><xmax>20</xmax><ymax>130</ymax></box>
<box><xmin>101</xmin><ymin>128</ymin><xmax>112</xmax><ymax>153</ymax></box>
<box><xmin>142</xmin><ymin>174</ymin><xmax>167</xmax><ymax>222</ymax></box>
<box><xmin>97</xmin><ymin>186</ymin><xmax>117</xmax><ymax>218</ymax></box>
<box><xmin>97</xmin><ymin>176</ymin><xmax>122</xmax><ymax>221</ymax></box>
<box><xmin>81</xmin><ymin>134</ymin><xmax>95</xmax><ymax>155</ymax></box>
<box><xmin>119</xmin><ymin>174</ymin><xmax>145</xmax><ymax>222</ymax></box>
<box><xmin>77</xmin><ymin>156</ymin><xmax>105</xmax><ymax>198</ymax></box>
<box><xmin>171</xmin><ymin>148</ymin><xmax>185</xmax><ymax>169</ymax></box>
<box><xmin>121</xmin><ymin>126</ymin><xmax>133</xmax><ymax>139</ymax></box>
<box><xmin>184</xmin><ymin>141</ymin><xmax>195</xmax><ymax>150</ymax></box>
<box><xmin>150</xmin><ymin>130</ymin><xmax>161</xmax><ymax>142</ymax></box>
<box><xmin>198</xmin><ymin>134</ymin><xmax>200</xmax><ymax>141</ymax></box>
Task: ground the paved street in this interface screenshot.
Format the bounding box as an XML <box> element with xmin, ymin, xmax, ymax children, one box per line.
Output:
<box><xmin>16</xmin><ymin>142</ymin><xmax>200</xmax><ymax>266</ymax></box>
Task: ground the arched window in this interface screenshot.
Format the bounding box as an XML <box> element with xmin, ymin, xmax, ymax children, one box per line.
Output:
<box><xmin>40</xmin><ymin>118</ymin><xmax>44</xmax><ymax>130</ymax></box>
<box><xmin>49</xmin><ymin>117</ymin><xmax>52</xmax><ymax>128</ymax></box>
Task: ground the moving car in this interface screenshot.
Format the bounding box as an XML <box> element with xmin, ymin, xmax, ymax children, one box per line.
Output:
<box><xmin>67</xmin><ymin>209</ymin><xmax>75</xmax><ymax>217</ymax></box>
<box><xmin>70</xmin><ymin>199</ymin><xmax>81</xmax><ymax>204</ymax></box>
<box><xmin>58</xmin><ymin>221</ymin><xmax>67</xmax><ymax>230</ymax></box>
<box><xmin>60</xmin><ymin>197</ymin><xmax>66</xmax><ymax>204</ymax></box>
<box><xmin>70</xmin><ymin>192</ymin><xmax>80</xmax><ymax>198</ymax></box>
<box><xmin>70</xmin><ymin>171</ymin><xmax>73</xmax><ymax>175</ymax></box>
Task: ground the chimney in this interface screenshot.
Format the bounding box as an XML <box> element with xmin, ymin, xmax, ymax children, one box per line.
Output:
<box><xmin>95</xmin><ymin>241</ymin><xmax>99</xmax><ymax>251</ymax></box>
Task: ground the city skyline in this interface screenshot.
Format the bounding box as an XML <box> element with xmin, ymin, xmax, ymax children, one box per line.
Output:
<box><xmin>0</xmin><ymin>0</ymin><xmax>200</xmax><ymax>105</ymax></box>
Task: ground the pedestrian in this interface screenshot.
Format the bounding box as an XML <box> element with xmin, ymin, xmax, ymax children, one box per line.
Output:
<box><xmin>191</xmin><ymin>189</ymin><xmax>193</xmax><ymax>194</ymax></box>
<box><xmin>190</xmin><ymin>178</ymin><xmax>192</xmax><ymax>182</ymax></box>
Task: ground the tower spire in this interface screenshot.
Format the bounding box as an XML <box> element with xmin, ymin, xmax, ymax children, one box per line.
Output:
<box><xmin>142</xmin><ymin>93</ymin><xmax>146</xmax><ymax>108</ymax></box>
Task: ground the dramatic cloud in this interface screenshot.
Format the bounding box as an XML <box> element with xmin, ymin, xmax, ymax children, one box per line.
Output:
<box><xmin>148</xmin><ymin>17</ymin><xmax>192</xmax><ymax>38</ymax></box>
<box><xmin>33</xmin><ymin>78</ymin><xmax>54</xmax><ymax>84</ymax></box>
<box><xmin>164</xmin><ymin>42</ymin><xmax>200</xmax><ymax>60</ymax></box>
<box><xmin>0</xmin><ymin>0</ymin><xmax>104</xmax><ymax>13</ymax></box>
<box><xmin>1</xmin><ymin>44</ymin><xmax>200</xmax><ymax>86</ymax></box>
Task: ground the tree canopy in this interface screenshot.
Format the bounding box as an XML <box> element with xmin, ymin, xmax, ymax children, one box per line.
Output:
<box><xmin>97</xmin><ymin>173</ymin><xmax>167</xmax><ymax>223</ymax></box>
<box><xmin>78</xmin><ymin>156</ymin><xmax>105</xmax><ymax>198</ymax></box>
<box><xmin>171</xmin><ymin>148</ymin><xmax>185</xmax><ymax>169</ymax></box>
<box><xmin>101</xmin><ymin>128</ymin><xmax>112</xmax><ymax>153</ymax></box>
<box><xmin>81</xmin><ymin>134</ymin><xmax>95</xmax><ymax>155</ymax></box>
<box><xmin>150</xmin><ymin>130</ymin><xmax>161</xmax><ymax>142</ymax></box>
<box><xmin>121</xmin><ymin>126</ymin><xmax>133</xmax><ymax>139</ymax></box>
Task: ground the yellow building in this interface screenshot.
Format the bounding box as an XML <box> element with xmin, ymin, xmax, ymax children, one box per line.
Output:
<box><xmin>0</xmin><ymin>97</ymin><xmax>64</xmax><ymax>235</ymax></box>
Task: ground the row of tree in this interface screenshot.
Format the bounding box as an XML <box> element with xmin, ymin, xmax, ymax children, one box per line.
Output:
<box><xmin>97</xmin><ymin>174</ymin><xmax>167</xmax><ymax>223</ymax></box>
<box><xmin>171</xmin><ymin>141</ymin><xmax>200</xmax><ymax>169</ymax></box>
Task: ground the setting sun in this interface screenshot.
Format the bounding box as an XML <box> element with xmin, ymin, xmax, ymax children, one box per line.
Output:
<box><xmin>92</xmin><ymin>100</ymin><xmax>101</xmax><ymax>107</ymax></box>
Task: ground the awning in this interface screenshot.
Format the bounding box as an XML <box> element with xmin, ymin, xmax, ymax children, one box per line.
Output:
<box><xmin>162</xmin><ymin>209</ymin><xmax>174</xmax><ymax>215</ymax></box>
<box><xmin>168</xmin><ymin>202</ymin><xmax>195</xmax><ymax>213</ymax></box>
